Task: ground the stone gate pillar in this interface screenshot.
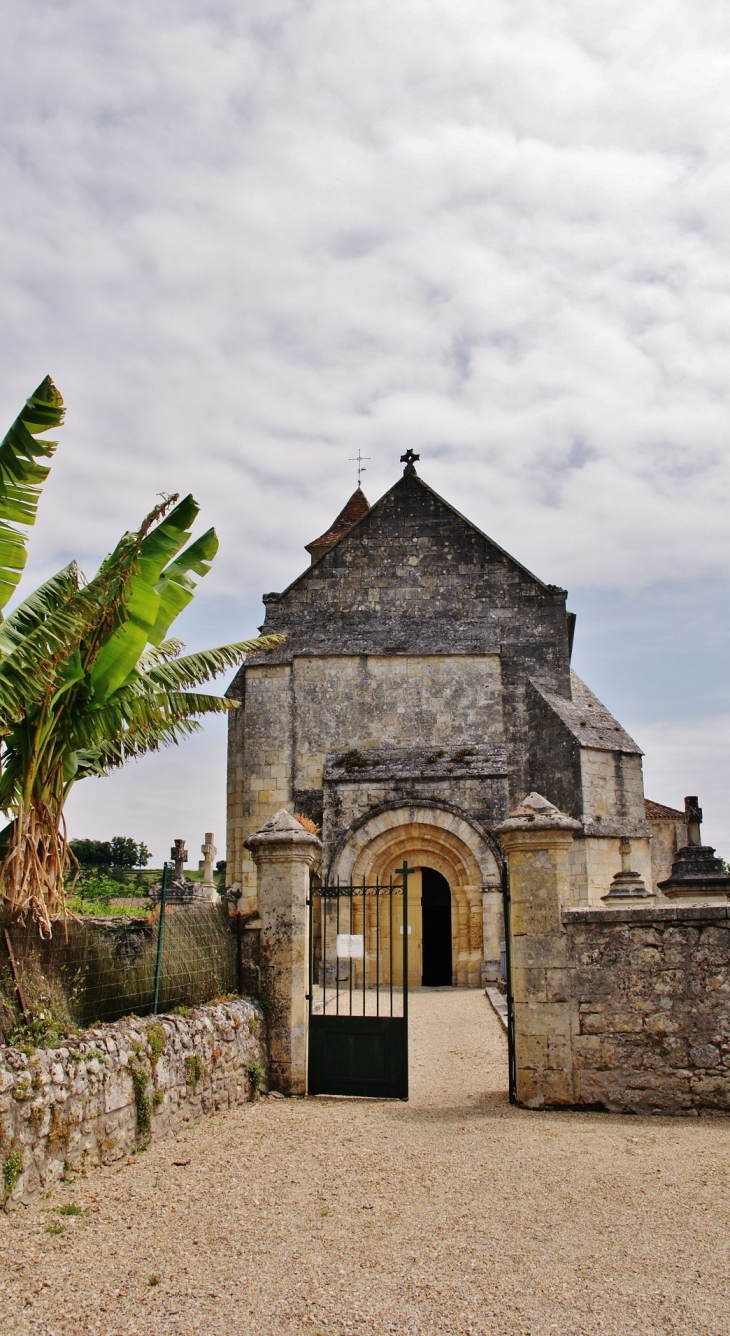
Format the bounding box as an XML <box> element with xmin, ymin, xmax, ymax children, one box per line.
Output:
<box><xmin>496</xmin><ymin>793</ymin><xmax>580</xmax><ymax>1108</ymax></box>
<box><xmin>245</xmin><ymin>810</ymin><xmax>321</xmax><ymax>1095</ymax></box>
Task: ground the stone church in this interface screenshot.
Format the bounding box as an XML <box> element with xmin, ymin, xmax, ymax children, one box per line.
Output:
<box><xmin>226</xmin><ymin>452</ymin><xmax>682</xmax><ymax>988</ymax></box>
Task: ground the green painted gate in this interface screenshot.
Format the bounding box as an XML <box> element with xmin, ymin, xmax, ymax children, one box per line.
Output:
<box><xmin>307</xmin><ymin>862</ymin><xmax>410</xmax><ymax>1100</ymax></box>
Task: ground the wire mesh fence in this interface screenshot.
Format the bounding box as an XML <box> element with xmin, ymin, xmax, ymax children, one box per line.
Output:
<box><xmin>0</xmin><ymin>903</ymin><xmax>239</xmax><ymax>1045</ymax></box>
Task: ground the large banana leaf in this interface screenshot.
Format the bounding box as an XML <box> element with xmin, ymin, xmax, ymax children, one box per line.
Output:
<box><xmin>148</xmin><ymin>527</ymin><xmax>218</xmax><ymax>645</ymax></box>
<box><xmin>88</xmin><ymin>494</ymin><xmax>200</xmax><ymax>702</ymax></box>
<box><xmin>0</xmin><ymin>377</ymin><xmax>64</xmax><ymax>614</ymax></box>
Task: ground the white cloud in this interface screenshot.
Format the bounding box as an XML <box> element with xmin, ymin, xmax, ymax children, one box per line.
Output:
<box><xmin>0</xmin><ymin>0</ymin><xmax>729</xmax><ymax>851</ymax></box>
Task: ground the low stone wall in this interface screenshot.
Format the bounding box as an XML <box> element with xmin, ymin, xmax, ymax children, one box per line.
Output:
<box><xmin>563</xmin><ymin>904</ymin><xmax>730</xmax><ymax>1115</ymax></box>
<box><xmin>0</xmin><ymin>998</ymin><xmax>266</xmax><ymax>1209</ymax></box>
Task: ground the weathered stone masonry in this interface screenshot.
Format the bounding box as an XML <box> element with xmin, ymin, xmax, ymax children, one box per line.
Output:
<box><xmin>1</xmin><ymin>999</ymin><xmax>265</xmax><ymax>1210</ymax></box>
<box><xmin>564</xmin><ymin>904</ymin><xmax>730</xmax><ymax>1114</ymax></box>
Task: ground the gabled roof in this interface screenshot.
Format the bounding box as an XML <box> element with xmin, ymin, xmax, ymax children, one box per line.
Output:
<box><xmin>532</xmin><ymin>670</ymin><xmax>642</xmax><ymax>754</ymax></box>
<box><xmin>277</xmin><ymin>469</ymin><xmax>563</xmax><ymax>602</ymax></box>
<box><xmin>645</xmin><ymin>799</ymin><xmax>685</xmax><ymax>821</ymax></box>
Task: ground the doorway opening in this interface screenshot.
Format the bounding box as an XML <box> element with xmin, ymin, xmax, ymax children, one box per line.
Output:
<box><xmin>421</xmin><ymin>867</ymin><xmax>452</xmax><ymax>986</ymax></box>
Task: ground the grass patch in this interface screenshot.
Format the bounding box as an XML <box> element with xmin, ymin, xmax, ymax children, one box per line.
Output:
<box><xmin>45</xmin><ymin>1222</ymin><xmax>66</xmax><ymax>1235</ymax></box>
<box><xmin>184</xmin><ymin>1053</ymin><xmax>203</xmax><ymax>1087</ymax></box>
<box><xmin>129</xmin><ymin>1060</ymin><xmax>151</xmax><ymax>1146</ymax></box>
<box><xmin>3</xmin><ymin>1147</ymin><xmax>23</xmax><ymax>1197</ymax></box>
<box><xmin>59</xmin><ymin>1202</ymin><xmax>83</xmax><ymax>1216</ymax></box>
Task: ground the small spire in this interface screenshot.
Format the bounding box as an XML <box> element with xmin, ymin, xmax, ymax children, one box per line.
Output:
<box><xmin>304</xmin><ymin>487</ymin><xmax>370</xmax><ymax>564</ymax></box>
<box><xmin>349</xmin><ymin>449</ymin><xmax>370</xmax><ymax>488</ymax></box>
<box><xmin>400</xmin><ymin>449</ymin><xmax>420</xmax><ymax>476</ymax></box>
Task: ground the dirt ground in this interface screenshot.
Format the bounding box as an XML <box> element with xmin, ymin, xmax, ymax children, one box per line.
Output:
<box><xmin>2</xmin><ymin>989</ymin><xmax>729</xmax><ymax>1336</ymax></box>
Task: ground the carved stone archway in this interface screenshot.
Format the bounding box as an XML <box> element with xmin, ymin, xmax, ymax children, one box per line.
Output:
<box><xmin>330</xmin><ymin>805</ymin><xmax>501</xmax><ymax>987</ymax></box>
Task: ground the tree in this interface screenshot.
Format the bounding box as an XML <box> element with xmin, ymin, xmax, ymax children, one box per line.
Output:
<box><xmin>0</xmin><ymin>379</ymin><xmax>281</xmax><ymax>932</ymax></box>
<box><xmin>135</xmin><ymin>841</ymin><xmax>151</xmax><ymax>868</ymax></box>
<box><xmin>68</xmin><ymin>839</ymin><xmax>112</xmax><ymax>866</ymax></box>
<box><xmin>110</xmin><ymin>837</ymin><xmax>138</xmax><ymax>868</ymax></box>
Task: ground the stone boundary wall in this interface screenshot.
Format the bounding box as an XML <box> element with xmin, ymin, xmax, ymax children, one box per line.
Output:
<box><xmin>0</xmin><ymin>999</ymin><xmax>266</xmax><ymax>1210</ymax></box>
<box><xmin>562</xmin><ymin>904</ymin><xmax>730</xmax><ymax>1115</ymax></box>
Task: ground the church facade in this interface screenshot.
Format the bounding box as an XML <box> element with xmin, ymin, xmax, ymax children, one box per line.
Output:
<box><xmin>227</xmin><ymin>453</ymin><xmax>665</xmax><ymax>988</ymax></box>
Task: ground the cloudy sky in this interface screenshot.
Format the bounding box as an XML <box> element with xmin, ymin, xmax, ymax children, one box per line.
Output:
<box><xmin>1</xmin><ymin>1</ymin><xmax>729</xmax><ymax>863</ymax></box>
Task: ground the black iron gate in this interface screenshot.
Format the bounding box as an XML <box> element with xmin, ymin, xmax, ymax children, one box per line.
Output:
<box><xmin>307</xmin><ymin>861</ymin><xmax>410</xmax><ymax>1099</ymax></box>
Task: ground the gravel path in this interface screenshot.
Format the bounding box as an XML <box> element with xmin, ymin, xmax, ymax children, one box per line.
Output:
<box><xmin>2</xmin><ymin>989</ymin><xmax>729</xmax><ymax>1335</ymax></box>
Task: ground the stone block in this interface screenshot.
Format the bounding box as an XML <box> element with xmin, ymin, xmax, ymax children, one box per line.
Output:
<box><xmin>572</xmin><ymin>1035</ymin><xmax>616</xmax><ymax>1070</ymax></box>
<box><xmin>515</xmin><ymin>1033</ymin><xmax>548</xmax><ymax>1070</ymax></box>
<box><xmin>511</xmin><ymin>967</ymin><xmax>547</xmax><ymax>1004</ymax></box>
<box><xmin>581</xmin><ymin>1011</ymin><xmax>644</xmax><ymax>1034</ymax></box>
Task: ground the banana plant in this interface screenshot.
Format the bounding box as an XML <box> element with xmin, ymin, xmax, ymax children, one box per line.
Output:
<box><xmin>0</xmin><ymin>376</ymin><xmax>64</xmax><ymax>614</ymax></box>
<box><xmin>0</xmin><ymin>382</ymin><xmax>281</xmax><ymax>933</ymax></box>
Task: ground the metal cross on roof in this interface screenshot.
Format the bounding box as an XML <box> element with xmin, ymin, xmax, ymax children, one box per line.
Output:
<box><xmin>349</xmin><ymin>449</ymin><xmax>370</xmax><ymax>488</ymax></box>
<box><xmin>400</xmin><ymin>448</ymin><xmax>420</xmax><ymax>476</ymax></box>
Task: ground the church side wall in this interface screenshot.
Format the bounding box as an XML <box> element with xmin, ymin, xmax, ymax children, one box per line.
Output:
<box><xmin>574</xmin><ymin>836</ymin><xmax>653</xmax><ymax>905</ymax></box>
<box><xmin>647</xmin><ymin>816</ymin><xmax>687</xmax><ymax>895</ymax></box>
<box><xmin>526</xmin><ymin>679</ymin><xmax>583</xmax><ymax>818</ymax></box>
<box><xmin>579</xmin><ymin>749</ymin><xmax>646</xmax><ymax>830</ymax></box>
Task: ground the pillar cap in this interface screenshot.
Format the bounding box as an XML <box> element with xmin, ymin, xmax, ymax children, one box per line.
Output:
<box><xmin>245</xmin><ymin>809</ymin><xmax>322</xmax><ymax>855</ymax></box>
<box><xmin>495</xmin><ymin>792</ymin><xmax>581</xmax><ymax>835</ymax></box>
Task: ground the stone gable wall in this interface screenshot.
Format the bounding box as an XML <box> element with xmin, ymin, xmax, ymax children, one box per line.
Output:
<box><xmin>252</xmin><ymin>476</ymin><xmax>572</xmax><ymax>674</ymax></box>
<box><xmin>1</xmin><ymin>999</ymin><xmax>265</xmax><ymax>1210</ymax></box>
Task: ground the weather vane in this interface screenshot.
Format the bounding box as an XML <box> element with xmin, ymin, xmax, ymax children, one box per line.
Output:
<box><xmin>349</xmin><ymin>449</ymin><xmax>370</xmax><ymax>488</ymax></box>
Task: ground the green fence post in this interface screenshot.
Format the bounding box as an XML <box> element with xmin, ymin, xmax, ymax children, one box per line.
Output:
<box><xmin>152</xmin><ymin>861</ymin><xmax>170</xmax><ymax>1016</ymax></box>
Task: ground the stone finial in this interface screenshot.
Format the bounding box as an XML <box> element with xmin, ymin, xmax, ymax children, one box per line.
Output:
<box><xmin>495</xmin><ymin>792</ymin><xmax>581</xmax><ymax>834</ymax></box>
<box><xmin>685</xmin><ymin>795</ymin><xmax>703</xmax><ymax>846</ymax></box>
<box><xmin>245</xmin><ymin>809</ymin><xmax>322</xmax><ymax>855</ymax></box>
<box><xmin>658</xmin><ymin>797</ymin><xmax>730</xmax><ymax>901</ymax></box>
<box><xmin>400</xmin><ymin>448</ymin><xmax>420</xmax><ymax>476</ymax></box>
<box><xmin>602</xmin><ymin>837</ymin><xmax>653</xmax><ymax>901</ymax></box>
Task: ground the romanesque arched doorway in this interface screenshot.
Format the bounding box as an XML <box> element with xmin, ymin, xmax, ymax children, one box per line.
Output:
<box><xmin>328</xmin><ymin>804</ymin><xmax>502</xmax><ymax>987</ymax></box>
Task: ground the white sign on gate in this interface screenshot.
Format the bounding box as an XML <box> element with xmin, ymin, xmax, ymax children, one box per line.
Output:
<box><xmin>336</xmin><ymin>933</ymin><xmax>364</xmax><ymax>959</ymax></box>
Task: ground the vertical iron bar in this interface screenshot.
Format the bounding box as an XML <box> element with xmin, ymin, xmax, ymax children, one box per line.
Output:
<box><xmin>375</xmin><ymin>876</ymin><xmax>380</xmax><ymax>1017</ymax></box>
<box><xmin>389</xmin><ymin>875</ymin><xmax>393</xmax><ymax>1018</ymax></box>
<box><xmin>336</xmin><ymin>882</ymin><xmax>340</xmax><ymax>1016</ymax></box>
<box><xmin>3</xmin><ymin>928</ymin><xmax>27</xmax><ymax>1018</ymax></box>
<box><xmin>152</xmin><ymin>861</ymin><xmax>170</xmax><ymax>1016</ymax></box>
<box><xmin>360</xmin><ymin>876</ymin><xmax>366</xmax><ymax>1010</ymax></box>
<box><xmin>236</xmin><ymin>911</ymin><xmax>243</xmax><ymax>996</ymax></box>
<box><xmin>350</xmin><ymin>887</ymin><xmax>355</xmax><ymax>1010</ymax></box>
<box><xmin>307</xmin><ymin>878</ymin><xmax>313</xmax><ymax>1014</ymax></box>
<box><xmin>401</xmin><ymin>861</ymin><xmax>409</xmax><ymax>1028</ymax></box>
<box><xmin>322</xmin><ymin>884</ymin><xmax>327</xmax><ymax>1015</ymax></box>
<box><xmin>501</xmin><ymin>857</ymin><xmax>517</xmax><ymax>1104</ymax></box>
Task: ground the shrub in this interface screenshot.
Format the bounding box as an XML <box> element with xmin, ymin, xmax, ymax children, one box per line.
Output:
<box><xmin>246</xmin><ymin>1059</ymin><xmax>263</xmax><ymax>1094</ymax></box>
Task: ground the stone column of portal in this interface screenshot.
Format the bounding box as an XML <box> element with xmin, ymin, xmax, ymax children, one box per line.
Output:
<box><xmin>496</xmin><ymin>793</ymin><xmax>581</xmax><ymax>1109</ymax></box>
<box><xmin>481</xmin><ymin>884</ymin><xmax>503</xmax><ymax>984</ymax></box>
<box><xmin>245</xmin><ymin>810</ymin><xmax>321</xmax><ymax>1095</ymax></box>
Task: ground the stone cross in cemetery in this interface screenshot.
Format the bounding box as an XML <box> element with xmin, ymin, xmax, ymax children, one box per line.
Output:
<box><xmin>171</xmin><ymin>838</ymin><xmax>188</xmax><ymax>884</ymax></box>
<box><xmin>199</xmin><ymin>831</ymin><xmax>218</xmax><ymax>902</ymax></box>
